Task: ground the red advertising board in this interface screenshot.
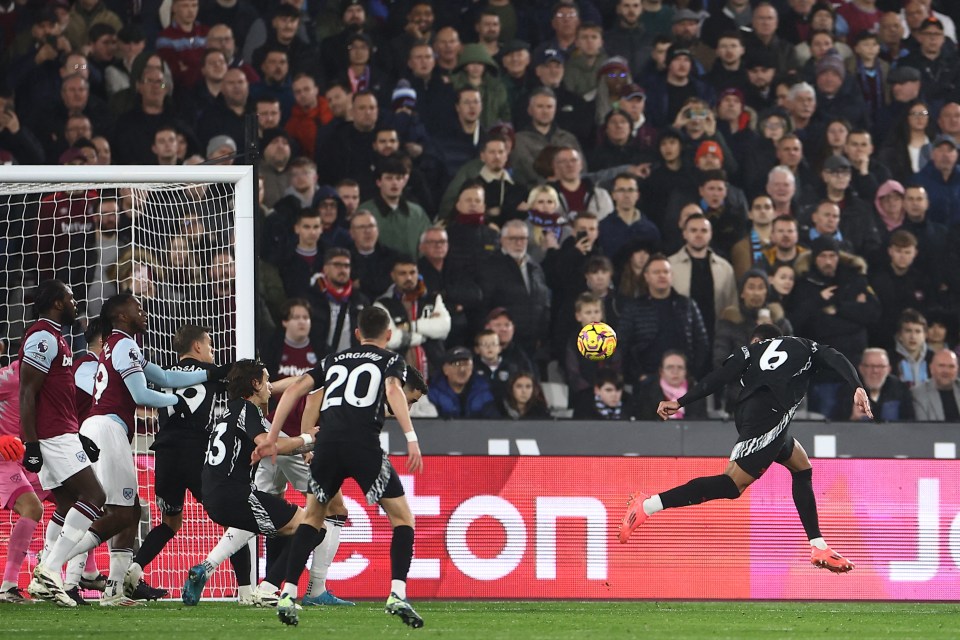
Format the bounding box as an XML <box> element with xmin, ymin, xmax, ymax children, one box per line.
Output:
<box><xmin>4</xmin><ymin>457</ymin><xmax>960</xmax><ymax>600</ymax></box>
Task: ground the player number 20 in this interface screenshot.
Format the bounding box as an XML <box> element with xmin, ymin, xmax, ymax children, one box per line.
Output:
<box><xmin>759</xmin><ymin>339</ymin><xmax>789</xmax><ymax>370</ymax></box>
<box><xmin>321</xmin><ymin>363</ymin><xmax>382</xmax><ymax>410</ymax></box>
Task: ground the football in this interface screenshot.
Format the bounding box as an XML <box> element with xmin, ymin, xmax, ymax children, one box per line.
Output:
<box><xmin>577</xmin><ymin>322</ymin><xmax>617</xmax><ymax>361</ymax></box>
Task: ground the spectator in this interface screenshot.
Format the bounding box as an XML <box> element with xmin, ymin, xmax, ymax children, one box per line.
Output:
<box><xmin>743</xmin><ymin>2</ymin><xmax>798</xmax><ymax>75</ymax></box>
<box><xmin>0</xmin><ymin>91</ymin><xmax>44</xmax><ymax>165</ymax></box>
<box><xmin>336</xmin><ymin>179</ymin><xmax>361</xmax><ymax>219</ymax></box>
<box><xmin>640</xmin><ymin>128</ymin><xmax>695</xmax><ymax>222</ymax></box>
<box><xmin>316</xmin><ymin>91</ymin><xmax>379</xmax><ymax>186</ymax></box>
<box><xmin>913</xmin><ymin>134</ymin><xmax>960</xmax><ymax>227</ymax></box>
<box><xmin>480</xmin><ymin>220</ymin><xmax>551</xmax><ymax>364</ymax></box>
<box><xmin>669</xmin><ymin>213</ymin><xmax>739</xmax><ymax>347</ymax></box>
<box><xmin>277</xmin><ymin>156</ymin><xmax>318</xmax><ymax>210</ymax></box>
<box><xmin>157</xmin><ymin>0</ymin><xmax>209</xmax><ymax>91</ymax></box>
<box><xmin>112</xmin><ymin>66</ymin><xmax>191</xmax><ymax>165</ymax></box>
<box><xmin>564</xmin><ymin>22</ymin><xmax>607</xmax><ymax>98</ymax></box>
<box><xmin>646</xmin><ymin>45</ymin><xmax>716</xmax><ymax>128</ymax></box>
<box><xmin>633</xmin><ymin>350</ymin><xmax>708</xmax><ymax>421</ymax></box>
<box><xmin>912</xmin><ymin>349</ymin><xmax>960</xmax><ymax>421</ymax></box>
<box><xmin>348</xmin><ymin>210</ymin><xmax>398</xmax><ymax>302</ymax></box>
<box><xmin>436</xmin><ymin>87</ymin><xmax>486</xmax><ymax>178</ymax></box>
<box><xmin>279</xmin><ymin>208</ymin><xmax>326</xmax><ymax>299</ymax></box>
<box><xmin>812</xmin><ymin>49</ymin><xmax>867</xmax><ymax>129</ymax></box>
<box><xmin>898</xmin><ymin>16</ymin><xmax>959</xmax><ymax>112</ymax></box>
<box><xmin>877</xmin><ymin>98</ymin><xmax>933</xmax><ymax>183</ymax></box>
<box><xmin>536</xmin><ymin>1</ymin><xmax>581</xmax><ymax>60</ymax></box>
<box><xmin>763</xmin><ymin>213</ymin><xmax>807</xmax><ymax>273</ymax></box>
<box><xmin>205</xmin><ymin>23</ymin><xmax>259</xmax><ymax>84</ymax></box>
<box><xmin>742</xmin><ymin>48</ymin><xmax>779</xmax><ymax>113</ymax></box>
<box><xmin>530</xmin><ymin>47</ymin><xmax>594</xmax><ymax>143</ymax></box>
<box><xmin>664</xmin><ymin>169</ymin><xmax>747</xmax><ymax>260</ymax></box>
<box><xmin>195</xmin><ymin>67</ymin><xmax>248</xmax><ymax>150</ymax></box>
<box><xmin>433</xmin><ymin>25</ymin><xmax>463</xmax><ymax>77</ymax></box>
<box><xmin>258</xmin><ymin>128</ymin><xmax>293</xmax><ymax>207</ymax></box>
<box><xmin>588</xmin><ymin>109</ymin><xmax>646</xmax><ymax>171</ymax></box>
<box><xmin>791</xmin><ymin>235</ymin><xmax>880</xmax><ymax>368</ymax></box>
<box><xmin>768</xmin><ymin>262</ymin><xmax>797</xmax><ymax>309</ymax></box>
<box><xmin>358</xmin><ymin>156</ymin><xmax>431</xmax><ymax>259</ymax></box>
<box><xmin>428</xmin><ymin>346</ymin><xmax>500</xmax><ymax>419</ymax></box>
<box><xmin>572</xmin><ymin>370</ymin><xmax>635</xmax><ymax>420</ymax></box>
<box><xmin>599</xmin><ymin>173</ymin><xmax>660</xmax><ymax>269</ymax></box>
<box><xmin>404</xmin><ymin>41</ymin><xmax>457</xmax><ymax>138</ymax></box>
<box><xmin>500</xmin><ymin>371</ymin><xmax>551</xmax><ymax>419</ymax></box>
<box><xmin>314</xmin><ymin>187</ymin><xmax>350</xmax><ymax>250</ymax></box>
<box><xmin>386</xmin><ymin>1</ymin><xmax>437</xmax><ymax>79</ymax></box>
<box><xmin>836</xmin><ymin>347</ymin><xmax>914</xmax><ymax>421</ymax></box>
<box><xmin>522</xmin><ymin>184</ymin><xmax>568</xmax><ymax>263</ymax></box>
<box><xmin>500</xmin><ymin>39</ymin><xmax>537</xmax><ymax>122</ymax></box>
<box><xmin>375</xmin><ymin>255</ymin><xmax>451</xmax><ymax>381</ymax></box>
<box><xmin>473</xmin><ymin>328</ymin><xmax>510</xmax><ymax>405</ymax></box>
<box><xmin>452</xmin><ymin>43</ymin><xmax>511</xmax><ymax>130</ymax></box>
<box><xmin>548</xmin><ymin>147</ymin><xmax>613</xmax><ymax>219</ymax></box>
<box><xmin>85</xmin><ymin>23</ymin><xmax>119</xmax><ymax>101</ymax></box>
<box><xmin>730</xmin><ymin>194</ymin><xmax>777</xmax><ymax>280</ymax></box>
<box><xmin>64</xmin><ymin>0</ymin><xmax>123</xmax><ymax>50</ymax></box>
<box><xmin>199</xmin><ymin>5</ymin><xmax>258</xmax><ymax>55</ymax></box>
<box><xmin>800</xmin><ymin>156</ymin><xmax>882</xmax><ymax>258</ymax></box>
<box><xmin>604</xmin><ymin>0</ymin><xmax>655</xmax><ymax>76</ymax></box>
<box><xmin>474</xmin><ymin>9</ymin><xmax>503</xmax><ymax>59</ymax></box>
<box><xmin>249</xmin><ymin>47</ymin><xmax>294</xmax><ymax>122</ymax></box>
<box><xmin>285</xmin><ymin>73</ymin><xmax>331</xmax><ymax>159</ymax></box>
<box><xmin>844</xmin><ymin>129</ymin><xmax>891</xmax><ymax>204</ymax></box>
<box><xmin>869</xmin><ymin>229</ymin><xmax>934</xmax><ymax>349</ymax></box>
<box><xmin>619</xmin><ymin>253</ymin><xmax>710</xmax><ymax>382</ymax></box>
<box><xmin>891</xmin><ymin>308</ymin><xmax>933</xmax><ymax>387</ymax></box>
<box><xmin>178</xmin><ymin>48</ymin><xmax>228</xmax><ymax>126</ymax></box>
<box><xmin>251</xmin><ymin>4</ymin><xmax>321</xmax><ymax>83</ymax></box>
<box><xmin>439</xmin><ymin>135</ymin><xmax>526</xmax><ymax>225</ymax></box>
<box><xmin>151</xmin><ymin>125</ymin><xmax>179</xmax><ymax>165</ymax></box>
<box><xmin>319</xmin><ymin>0</ymin><xmax>375</xmax><ymax>80</ymax></box>
<box><xmin>511</xmin><ymin>87</ymin><xmax>584</xmax><ymax>188</ymax></box>
<box><xmin>303</xmin><ymin>247</ymin><xmax>369</xmax><ymax>356</ymax></box>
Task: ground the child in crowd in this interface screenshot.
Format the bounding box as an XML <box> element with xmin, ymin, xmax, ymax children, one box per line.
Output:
<box><xmin>500</xmin><ymin>371</ymin><xmax>551</xmax><ymax>419</ymax></box>
<box><xmin>564</xmin><ymin>293</ymin><xmax>623</xmax><ymax>405</ymax></box>
<box><xmin>572</xmin><ymin>369</ymin><xmax>633</xmax><ymax>420</ymax></box>
<box><xmin>890</xmin><ymin>308</ymin><xmax>932</xmax><ymax>387</ymax></box>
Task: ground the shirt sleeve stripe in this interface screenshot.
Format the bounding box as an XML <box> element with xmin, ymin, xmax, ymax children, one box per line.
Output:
<box><xmin>22</xmin><ymin>356</ymin><xmax>51</xmax><ymax>373</ymax></box>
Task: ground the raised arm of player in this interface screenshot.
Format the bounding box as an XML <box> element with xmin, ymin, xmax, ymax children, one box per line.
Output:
<box><xmin>385</xmin><ymin>376</ymin><xmax>422</xmax><ymax>473</ymax></box>
<box><xmin>816</xmin><ymin>345</ymin><xmax>874</xmax><ymax>420</ymax></box>
<box><xmin>143</xmin><ymin>362</ymin><xmax>209</xmax><ymax>388</ymax></box>
<box><xmin>658</xmin><ymin>351</ymin><xmax>750</xmax><ymax>420</ymax></box>
<box><xmin>123</xmin><ymin>370</ymin><xmax>181</xmax><ymax>409</ymax></box>
<box><xmin>253</xmin><ymin>372</ymin><xmax>316</xmax><ymax>461</ymax></box>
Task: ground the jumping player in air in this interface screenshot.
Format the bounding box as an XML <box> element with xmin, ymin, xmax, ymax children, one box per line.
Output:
<box><xmin>254</xmin><ymin>306</ymin><xmax>425</xmax><ymax>628</ymax></box>
<box><xmin>620</xmin><ymin>323</ymin><xmax>870</xmax><ymax>573</ymax></box>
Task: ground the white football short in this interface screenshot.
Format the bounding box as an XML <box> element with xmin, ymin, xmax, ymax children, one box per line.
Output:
<box><xmin>254</xmin><ymin>434</ymin><xmax>312</xmax><ymax>495</ymax></box>
<box><xmin>80</xmin><ymin>415</ymin><xmax>139</xmax><ymax>507</ymax></box>
<box><xmin>38</xmin><ymin>432</ymin><xmax>92</xmax><ymax>491</ymax></box>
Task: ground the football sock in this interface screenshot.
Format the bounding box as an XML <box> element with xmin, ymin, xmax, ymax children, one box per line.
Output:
<box><xmin>203</xmin><ymin>528</ymin><xmax>255</xmax><ymax>575</ymax></box>
<box><xmin>659</xmin><ymin>474</ymin><xmax>741</xmax><ymax>509</ymax></box>
<box><xmin>66</xmin><ymin>529</ymin><xmax>103</xmax><ymax>562</ymax></box>
<box><xmin>237</xmin><ymin>584</ymin><xmax>253</xmax><ymax>600</ymax></box>
<box><xmin>107</xmin><ymin>547</ymin><xmax>134</xmax><ymax>595</ymax></box>
<box><xmin>64</xmin><ymin>551</ymin><xmax>88</xmax><ymax>589</ymax></box>
<box><xmin>230</xmin><ymin>546</ymin><xmax>252</xmax><ymax>587</ymax></box>
<box><xmin>82</xmin><ymin>552</ymin><xmax>100</xmax><ymax>579</ymax></box>
<box><xmin>809</xmin><ymin>537</ymin><xmax>828</xmax><ymax>550</ymax></box>
<box><xmin>790</xmin><ymin>468</ymin><xmax>823</xmax><ymax>541</ymax></box>
<box><xmin>282</xmin><ymin>524</ymin><xmax>325</xmax><ymax>597</ymax></box>
<box><xmin>307</xmin><ymin>515</ymin><xmax>345</xmax><ymax>596</ymax></box>
<box><xmin>642</xmin><ymin>495</ymin><xmax>664</xmax><ymax>517</ymax></box>
<box><xmin>390</xmin><ymin>525</ymin><xmax>415</xmax><ymax>585</ymax></box>
<box><xmin>265</xmin><ymin>535</ymin><xmax>290</xmax><ymax>581</ymax></box>
<box><xmin>3</xmin><ymin>516</ymin><xmax>38</xmax><ymax>586</ymax></box>
<box><xmin>43</xmin><ymin>501</ymin><xmax>103</xmax><ymax>570</ymax></box>
<box><xmin>134</xmin><ymin>523</ymin><xmax>176</xmax><ymax>569</ymax></box>
<box><xmin>42</xmin><ymin>511</ymin><xmax>65</xmax><ymax>556</ymax></box>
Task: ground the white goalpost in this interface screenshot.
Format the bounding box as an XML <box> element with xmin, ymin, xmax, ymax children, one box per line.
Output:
<box><xmin>0</xmin><ymin>165</ymin><xmax>255</xmax><ymax>599</ymax></box>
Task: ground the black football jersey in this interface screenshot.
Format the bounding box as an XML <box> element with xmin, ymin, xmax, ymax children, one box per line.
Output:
<box><xmin>152</xmin><ymin>358</ymin><xmax>227</xmax><ymax>450</ymax></box>
<box><xmin>735</xmin><ymin>336</ymin><xmax>823</xmax><ymax>408</ymax></box>
<box><xmin>681</xmin><ymin>336</ymin><xmax>862</xmax><ymax>411</ymax></box>
<box><xmin>307</xmin><ymin>345</ymin><xmax>406</xmax><ymax>446</ymax></box>
<box><xmin>201</xmin><ymin>398</ymin><xmax>268</xmax><ymax>491</ymax></box>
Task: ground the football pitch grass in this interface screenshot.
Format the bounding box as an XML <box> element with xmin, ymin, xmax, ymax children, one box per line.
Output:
<box><xmin>5</xmin><ymin>601</ymin><xmax>960</xmax><ymax>639</ymax></box>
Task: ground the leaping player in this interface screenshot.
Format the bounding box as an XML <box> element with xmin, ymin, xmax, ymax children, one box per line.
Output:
<box><xmin>620</xmin><ymin>323</ymin><xmax>866</xmax><ymax>573</ymax></box>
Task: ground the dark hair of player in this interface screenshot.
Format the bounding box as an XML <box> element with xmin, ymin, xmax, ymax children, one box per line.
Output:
<box><xmin>172</xmin><ymin>324</ymin><xmax>212</xmax><ymax>357</ymax></box>
<box><xmin>226</xmin><ymin>359</ymin><xmax>266</xmax><ymax>401</ymax></box>
<box><xmin>357</xmin><ymin>306</ymin><xmax>391</xmax><ymax>339</ymax></box>
<box><xmin>99</xmin><ymin>293</ymin><xmax>135</xmax><ymax>335</ymax></box>
<box><xmin>84</xmin><ymin>316</ymin><xmax>104</xmax><ymax>345</ymax></box>
<box><xmin>404</xmin><ymin>365</ymin><xmax>428</xmax><ymax>395</ymax></box>
<box><xmin>33</xmin><ymin>279</ymin><xmax>67</xmax><ymax>316</ymax></box>
<box><xmin>751</xmin><ymin>323</ymin><xmax>784</xmax><ymax>342</ymax></box>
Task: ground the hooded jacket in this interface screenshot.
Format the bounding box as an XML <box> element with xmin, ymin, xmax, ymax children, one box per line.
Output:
<box><xmin>452</xmin><ymin>44</ymin><xmax>511</xmax><ymax>129</ymax></box>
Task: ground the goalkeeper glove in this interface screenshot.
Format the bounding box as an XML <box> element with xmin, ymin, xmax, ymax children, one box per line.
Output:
<box><xmin>23</xmin><ymin>441</ymin><xmax>42</xmax><ymax>473</ymax></box>
<box><xmin>78</xmin><ymin>433</ymin><xmax>100</xmax><ymax>463</ymax></box>
<box><xmin>0</xmin><ymin>434</ymin><xmax>24</xmax><ymax>462</ymax></box>
<box><xmin>208</xmin><ymin>362</ymin><xmax>235</xmax><ymax>382</ymax></box>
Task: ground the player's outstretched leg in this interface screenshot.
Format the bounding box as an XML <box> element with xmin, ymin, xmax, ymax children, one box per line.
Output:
<box><xmin>303</xmin><ymin>512</ymin><xmax>354</xmax><ymax>606</ymax></box>
<box><xmin>619</xmin><ymin>473</ymin><xmax>743</xmax><ymax>543</ymax></box>
<box><xmin>183</xmin><ymin>528</ymin><xmax>255</xmax><ymax>605</ymax></box>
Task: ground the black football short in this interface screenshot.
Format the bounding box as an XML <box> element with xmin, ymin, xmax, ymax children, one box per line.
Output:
<box><xmin>203</xmin><ymin>487</ymin><xmax>298</xmax><ymax>537</ymax></box>
<box><xmin>309</xmin><ymin>441</ymin><xmax>404</xmax><ymax>506</ymax></box>
<box><xmin>730</xmin><ymin>391</ymin><xmax>798</xmax><ymax>479</ymax></box>
<box><xmin>153</xmin><ymin>443</ymin><xmax>205</xmax><ymax>516</ymax></box>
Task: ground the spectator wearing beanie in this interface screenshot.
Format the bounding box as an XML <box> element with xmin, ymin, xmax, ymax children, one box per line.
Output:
<box><xmin>813</xmin><ymin>47</ymin><xmax>868</xmax><ymax>128</ymax></box>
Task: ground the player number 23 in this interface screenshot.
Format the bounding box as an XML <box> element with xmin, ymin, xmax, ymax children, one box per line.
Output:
<box><xmin>759</xmin><ymin>339</ymin><xmax>788</xmax><ymax>370</ymax></box>
<box><xmin>321</xmin><ymin>363</ymin><xmax>382</xmax><ymax>410</ymax></box>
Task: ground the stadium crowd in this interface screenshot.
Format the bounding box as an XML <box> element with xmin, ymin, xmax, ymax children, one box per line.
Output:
<box><xmin>2</xmin><ymin>0</ymin><xmax>960</xmax><ymax>423</ymax></box>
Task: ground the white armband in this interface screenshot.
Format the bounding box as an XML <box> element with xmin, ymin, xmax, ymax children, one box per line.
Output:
<box><xmin>404</xmin><ymin>431</ymin><xmax>418</xmax><ymax>443</ymax></box>
<box><xmin>300</xmin><ymin>433</ymin><xmax>314</xmax><ymax>447</ymax></box>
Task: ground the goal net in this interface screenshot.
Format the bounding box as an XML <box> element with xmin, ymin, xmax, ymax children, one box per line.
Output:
<box><xmin>0</xmin><ymin>165</ymin><xmax>255</xmax><ymax>600</ymax></box>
